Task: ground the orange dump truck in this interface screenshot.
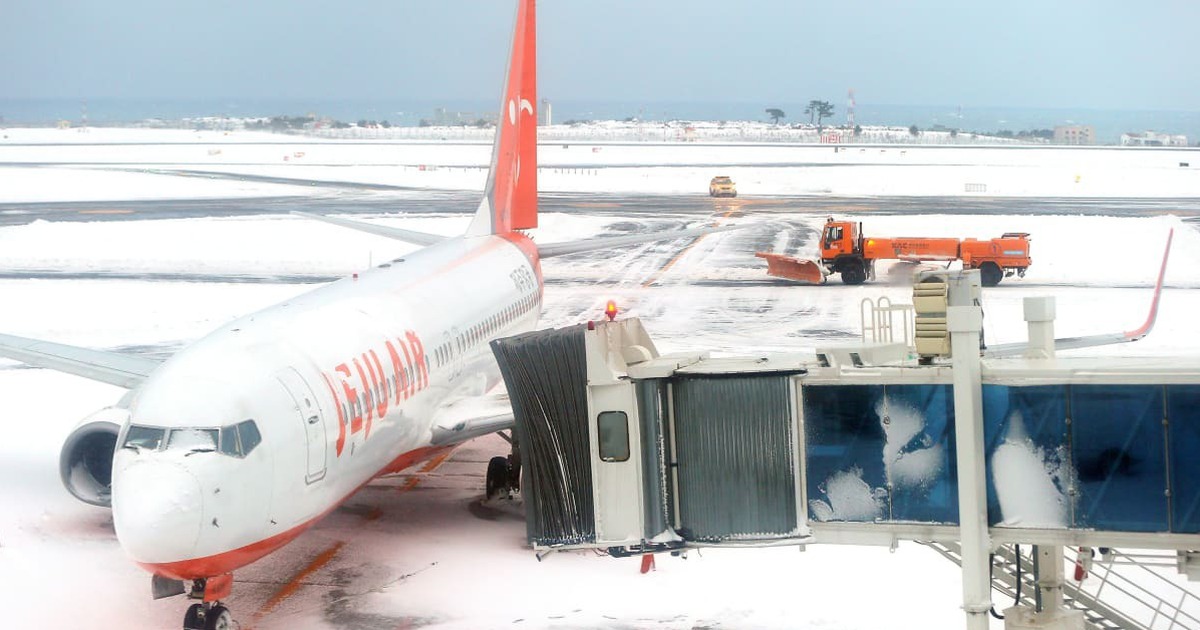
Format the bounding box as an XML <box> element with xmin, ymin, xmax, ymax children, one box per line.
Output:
<box><xmin>756</xmin><ymin>217</ymin><xmax>1031</xmax><ymax>286</ymax></box>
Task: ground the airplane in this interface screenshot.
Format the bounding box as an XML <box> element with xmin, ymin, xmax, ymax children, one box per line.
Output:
<box><xmin>0</xmin><ymin>1</ymin><xmax>730</xmax><ymax>628</ymax></box>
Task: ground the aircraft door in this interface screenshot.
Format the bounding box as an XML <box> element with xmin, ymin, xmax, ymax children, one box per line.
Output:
<box><xmin>276</xmin><ymin>368</ymin><xmax>328</xmax><ymax>484</ymax></box>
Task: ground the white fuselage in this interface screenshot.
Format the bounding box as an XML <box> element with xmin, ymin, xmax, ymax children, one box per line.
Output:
<box><xmin>109</xmin><ymin>232</ymin><xmax>542</xmax><ymax>579</ymax></box>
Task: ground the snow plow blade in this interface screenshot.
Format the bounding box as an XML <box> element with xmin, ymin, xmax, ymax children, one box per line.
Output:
<box><xmin>755</xmin><ymin>252</ymin><xmax>826</xmax><ymax>284</ymax></box>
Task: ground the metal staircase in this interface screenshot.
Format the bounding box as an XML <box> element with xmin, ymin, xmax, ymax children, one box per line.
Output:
<box><xmin>923</xmin><ymin>542</ymin><xmax>1200</xmax><ymax>630</ymax></box>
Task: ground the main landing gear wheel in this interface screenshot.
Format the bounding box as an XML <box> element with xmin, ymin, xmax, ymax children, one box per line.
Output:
<box><xmin>486</xmin><ymin>455</ymin><xmax>511</xmax><ymax>500</ymax></box>
<box><xmin>485</xmin><ymin>438</ymin><xmax>523</xmax><ymax>501</ymax></box>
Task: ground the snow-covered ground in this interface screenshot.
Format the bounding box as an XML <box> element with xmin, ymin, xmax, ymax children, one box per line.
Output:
<box><xmin>0</xmin><ymin>129</ymin><xmax>1198</xmax><ymax>629</ymax></box>
<box><xmin>2</xmin><ymin>126</ymin><xmax>1197</xmax><ymax>200</ymax></box>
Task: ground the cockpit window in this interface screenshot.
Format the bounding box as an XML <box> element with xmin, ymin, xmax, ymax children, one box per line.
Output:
<box><xmin>217</xmin><ymin>420</ymin><xmax>262</xmax><ymax>458</ymax></box>
<box><xmin>219</xmin><ymin>426</ymin><xmax>241</xmax><ymax>457</ymax></box>
<box><xmin>237</xmin><ymin>420</ymin><xmax>262</xmax><ymax>455</ymax></box>
<box><xmin>168</xmin><ymin>428</ymin><xmax>218</xmax><ymax>451</ymax></box>
<box><xmin>123</xmin><ymin>425</ymin><xmax>165</xmax><ymax>450</ymax></box>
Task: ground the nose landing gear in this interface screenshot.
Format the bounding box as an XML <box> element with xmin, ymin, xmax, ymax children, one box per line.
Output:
<box><xmin>183</xmin><ymin>602</ymin><xmax>233</xmax><ymax>630</ymax></box>
<box><xmin>180</xmin><ymin>575</ymin><xmax>235</xmax><ymax>630</ymax></box>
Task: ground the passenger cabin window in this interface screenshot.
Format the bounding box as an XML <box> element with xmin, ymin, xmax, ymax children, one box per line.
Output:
<box><xmin>123</xmin><ymin>425</ymin><xmax>166</xmax><ymax>450</ymax></box>
<box><xmin>597</xmin><ymin>411</ymin><xmax>630</xmax><ymax>462</ymax></box>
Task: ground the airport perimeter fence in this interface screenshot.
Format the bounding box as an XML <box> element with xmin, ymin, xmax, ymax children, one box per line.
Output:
<box><xmin>300</xmin><ymin>125</ymin><xmax>1034</xmax><ymax>146</ymax></box>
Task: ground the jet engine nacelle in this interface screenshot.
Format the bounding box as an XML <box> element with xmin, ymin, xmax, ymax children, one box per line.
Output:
<box><xmin>59</xmin><ymin>406</ymin><xmax>129</xmax><ymax>507</ymax></box>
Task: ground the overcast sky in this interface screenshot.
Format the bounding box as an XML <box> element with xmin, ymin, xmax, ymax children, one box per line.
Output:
<box><xmin>3</xmin><ymin>0</ymin><xmax>1198</xmax><ymax>111</ymax></box>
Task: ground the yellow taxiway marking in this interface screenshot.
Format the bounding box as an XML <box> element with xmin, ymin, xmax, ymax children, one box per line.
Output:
<box><xmin>248</xmin><ymin>450</ymin><xmax>455</xmax><ymax>624</ymax></box>
<box><xmin>399</xmin><ymin>451</ymin><xmax>454</xmax><ymax>492</ymax></box>
<box><xmin>248</xmin><ymin>541</ymin><xmax>345</xmax><ymax>627</ymax></box>
<box><xmin>641</xmin><ymin>207</ymin><xmax>738</xmax><ymax>288</ymax></box>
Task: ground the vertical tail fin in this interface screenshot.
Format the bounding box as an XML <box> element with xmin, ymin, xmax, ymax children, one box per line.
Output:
<box><xmin>465</xmin><ymin>0</ymin><xmax>537</xmax><ymax>236</ymax></box>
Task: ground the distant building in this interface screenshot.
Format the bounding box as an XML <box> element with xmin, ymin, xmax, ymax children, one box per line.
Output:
<box><xmin>1053</xmin><ymin>125</ymin><xmax>1095</xmax><ymax>145</ymax></box>
<box><xmin>1121</xmin><ymin>131</ymin><xmax>1188</xmax><ymax>147</ymax></box>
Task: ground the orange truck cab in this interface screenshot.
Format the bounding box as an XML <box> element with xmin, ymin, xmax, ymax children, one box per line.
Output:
<box><xmin>818</xmin><ymin>218</ymin><xmax>1031</xmax><ymax>286</ymax></box>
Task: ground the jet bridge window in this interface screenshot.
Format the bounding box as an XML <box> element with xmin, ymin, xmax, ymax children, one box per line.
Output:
<box><xmin>123</xmin><ymin>425</ymin><xmax>166</xmax><ymax>451</ymax></box>
<box><xmin>597</xmin><ymin>411</ymin><xmax>630</xmax><ymax>462</ymax></box>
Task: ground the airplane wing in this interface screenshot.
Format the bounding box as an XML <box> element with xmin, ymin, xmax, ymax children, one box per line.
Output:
<box><xmin>0</xmin><ymin>332</ymin><xmax>160</xmax><ymax>388</ymax></box>
<box><xmin>985</xmin><ymin>228</ymin><xmax>1173</xmax><ymax>358</ymax></box>
<box><xmin>537</xmin><ymin>224</ymin><xmax>738</xmax><ymax>258</ymax></box>
<box><xmin>429</xmin><ymin>392</ymin><xmax>515</xmax><ymax>446</ymax></box>
<box><xmin>291</xmin><ymin>211</ymin><xmax>447</xmax><ymax>247</ymax></box>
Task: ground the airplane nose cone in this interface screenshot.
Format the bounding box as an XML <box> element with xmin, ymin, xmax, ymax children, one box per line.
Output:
<box><xmin>112</xmin><ymin>460</ymin><xmax>203</xmax><ymax>563</ymax></box>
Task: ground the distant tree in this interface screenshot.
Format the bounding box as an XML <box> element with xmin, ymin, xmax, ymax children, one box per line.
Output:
<box><xmin>909</xmin><ymin>124</ymin><xmax>920</xmax><ymax>137</ymax></box>
<box><xmin>804</xmin><ymin>100</ymin><xmax>820</xmax><ymax>125</ymax></box>
<box><xmin>853</xmin><ymin>124</ymin><xmax>862</xmax><ymax>137</ymax></box>
<box><xmin>381</xmin><ymin>120</ymin><xmax>392</xmax><ymax>128</ymax></box>
<box><xmin>357</xmin><ymin>119</ymin><xmax>368</xmax><ymax>128</ymax></box>
<box><xmin>765</xmin><ymin>108</ymin><xmax>786</xmax><ymax>125</ymax></box>
<box><xmin>804</xmin><ymin>100</ymin><xmax>835</xmax><ymax>127</ymax></box>
<box><xmin>816</xmin><ymin>101</ymin><xmax>835</xmax><ymax>127</ymax></box>
<box><xmin>949</xmin><ymin>128</ymin><xmax>958</xmax><ymax>138</ymax></box>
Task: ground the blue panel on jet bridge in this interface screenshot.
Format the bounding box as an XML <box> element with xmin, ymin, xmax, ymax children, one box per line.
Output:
<box><xmin>804</xmin><ymin>384</ymin><xmax>958</xmax><ymax>525</ymax></box>
<box><xmin>805</xmin><ymin>383</ymin><xmax>1200</xmax><ymax>534</ymax></box>
<box><xmin>1169</xmin><ymin>385</ymin><xmax>1200</xmax><ymax>533</ymax></box>
<box><xmin>1071</xmin><ymin>385</ymin><xmax>1168</xmax><ymax>532</ymax></box>
<box><xmin>981</xmin><ymin>385</ymin><xmax>1070</xmax><ymax>528</ymax></box>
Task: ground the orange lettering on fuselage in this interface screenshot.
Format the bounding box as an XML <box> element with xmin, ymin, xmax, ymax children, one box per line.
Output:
<box><xmin>320</xmin><ymin>372</ymin><xmax>348</xmax><ymax>456</ymax></box>
<box><xmin>367</xmin><ymin>350</ymin><xmax>388</xmax><ymax>422</ymax></box>
<box><xmin>352</xmin><ymin>358</ymin><xmax>373</xmax><ymax>437</ymax></box>
<box><xmin>322</xmin><ymin>330</ymin><xmax>428</xmax><ymax>459</ymax></box>
<box><xmin>386</xmin><ymin>339</ymin><xmax>410</xmax><ymax>402</ymax></box>
<box><xmin>335</xmin><ymin>363</ymin><xmax>363</xmax><ymax>436</ymax></box>
<box><xmin>406</xmin><ymin>330</ymin><xmax>427</xmax><ymax>390</ymax></box>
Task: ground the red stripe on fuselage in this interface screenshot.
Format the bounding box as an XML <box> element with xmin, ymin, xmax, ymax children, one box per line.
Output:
<box><xmin>136</xmin><ymin>444</ymin><xmax>456</xmax><ymax>581</ymax></box>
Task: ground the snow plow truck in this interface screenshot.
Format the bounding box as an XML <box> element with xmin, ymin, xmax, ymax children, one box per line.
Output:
<box><xmin>756</xmin><ymin>217</ymin><xmax>1032</xmax><ymax>286</ymax></box>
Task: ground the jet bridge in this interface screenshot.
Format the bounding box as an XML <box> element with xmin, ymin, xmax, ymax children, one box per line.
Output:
<box><xmin>491</xmin><ymin>270</ymin><xmax>1200</xmax><ymax>630</ymax></box>
<box><xmin>491</xmin><ymin>321</ymin><xmax>807</xmax><ymax>552</ymax></box>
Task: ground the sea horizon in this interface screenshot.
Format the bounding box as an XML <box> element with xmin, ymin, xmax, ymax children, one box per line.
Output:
<box><xmin>2</xmin><ymin>97</ymin><xmax>1198</xmax><ymax>145</ymax></box>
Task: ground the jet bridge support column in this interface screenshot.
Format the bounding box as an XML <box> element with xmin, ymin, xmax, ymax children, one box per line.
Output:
<box><xmin>948</xmin><ymin>297</ymin><xmax>992</xmax><ymax>630</ymax></box>
<box><xmin>1003</xmin><ymin>297</ymin><xmax>1082</xmax><ymax>630</ymax></box>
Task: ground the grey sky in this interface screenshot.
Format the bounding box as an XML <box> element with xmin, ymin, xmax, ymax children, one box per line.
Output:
<box><xmin>3</xmin><ymin>0</ymin><xmax>1198</xmax><ymax>110</ymax></box>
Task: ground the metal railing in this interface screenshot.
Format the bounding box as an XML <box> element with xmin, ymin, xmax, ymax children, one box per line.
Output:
<box><xmin>924</xmin><ymin>542</ymin><xmax>1200</xmax><ymax>630</ymax></box>
<box><xmin>1066</xmin><ymin>547</ymin><xmax>1200</xmax><ymax>630</ymax></box>
<box><xmin>859</xmin><ymin>297</ymin><xmax>914</xmax><ymax>347</ymax></box>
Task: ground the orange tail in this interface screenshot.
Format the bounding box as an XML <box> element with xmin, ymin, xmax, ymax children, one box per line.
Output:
<box><xmin>466</xmin><ymin>0</ymin><xmax>537</xmax><ymax>236</ymax></box>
